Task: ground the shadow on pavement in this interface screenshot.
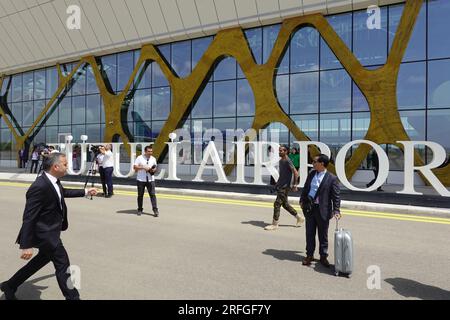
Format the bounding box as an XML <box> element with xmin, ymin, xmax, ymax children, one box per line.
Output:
<box><xmin>116</xmin><ymin>209</ymin><xmax>155</xmax><ymax>217</ymax></box>
<box><xmin>241</xmin><ymin>220</ymin><xmax>299</xmax><ymax>229</ymax></box>
<box><xmin>262</xmin><ymin>249</ymin><xmax>304</xmax><ymax>262</ymax></box>
<box><xmin>0</xmin><ymin>274</ymin><xmax>54</xmax><ymax>300</ymax></box>
<box><xmin>385</xmin><ymin>278</ymin><xmax>450</xmax><ymax>300</ymax></box>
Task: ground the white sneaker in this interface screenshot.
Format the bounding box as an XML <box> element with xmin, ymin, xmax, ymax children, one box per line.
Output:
<box><xmin>264</xmin><ymin>224</ymin><xmax>278</xmax><ymax>231</ymax></box>
<box><xmin>296</xmin><ymin>214</ymin><xmax>305</xmax><ymax>227</ymax></box>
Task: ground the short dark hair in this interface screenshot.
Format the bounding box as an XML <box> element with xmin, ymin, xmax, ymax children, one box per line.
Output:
<box><xmin>315</xmin><ymin>154</ymin><xmax>330</xmax><ymax>167</ymax></box>
<box><xmin>280</xmin><ymin>144</ymin><xmax>290</xmax><ymax>154</ymax></box>
<box><xmin>43</xmin><ymin>152</ymin><xmax>66</xmax><ymax>172</ymax></box>
<box><xmin>144</xmin><ymin>145</ymin><xmax>153</xmax><ymax>152</ymax></box>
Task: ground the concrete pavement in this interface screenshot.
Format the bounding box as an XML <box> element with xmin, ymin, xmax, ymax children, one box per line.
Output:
<box><xmin>0</xmin><ymin>182</ymin><xmax>449</xmax><ymax>300</ymax></box>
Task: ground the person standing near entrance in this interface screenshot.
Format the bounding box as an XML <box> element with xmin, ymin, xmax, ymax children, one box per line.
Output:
<box><xmin>300</xmin><ymin>154</ymin><xmax>341</xmax><ymax>267</ymax></box>
<box><xmin>99</xmin><ymin>144</ymin><xmax>114</xmax><ymax>197</ymax></box>
<box><xmin>264</xmin><ymin>145</ymin><xmax>304</xmax><ymax>231</ymax></box>
<box><xmin>133</xmin><ymin>145</ymin><xmax>159</xmax><ymax>217</ymax></box>
<box><xmin>366</xmin><ymin>149</ymin><xmax>383</xmax><ymax>191</ymax></box>
<box><xmin>1</xmin><ymin>153</ymin><xmax>97</xmax><ymax>300</ymax></box>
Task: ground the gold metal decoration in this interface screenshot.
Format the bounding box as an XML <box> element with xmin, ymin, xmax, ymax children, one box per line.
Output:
<box><xmin>0</xmin><ymin>0</ymin><xmax>448</xmax><ymax>186</ymax></box>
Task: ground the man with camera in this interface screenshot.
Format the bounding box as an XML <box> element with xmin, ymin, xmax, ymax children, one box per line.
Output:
<box><xmin>133</xmin><ymin>145</ymin><xmax>159</xmax><ymax>217</ymax></box>
<box><xmin>99</xmin><ymin>144</ymin><xmax>114</xmax><ymax>198</ymax></box>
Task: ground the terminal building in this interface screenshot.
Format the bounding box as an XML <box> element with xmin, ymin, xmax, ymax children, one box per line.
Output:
<box><xmin>0</xmin><ymin>0</ymin><xmax>449</xmax><ymax>187</ymax></box>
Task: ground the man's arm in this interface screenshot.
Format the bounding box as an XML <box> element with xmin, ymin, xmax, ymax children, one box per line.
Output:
<box><xmin>63</xmin><ymin>187</ymin><xmax>97</xmax><ymax>198</ymax></box>
<box><xmin>19</xmin><ymin>184</ymin><xmax>43</xmax><ymax>257</ymax></box>
<box><xmin>330</xmin><ymin>176</ymin><xmax>341</xmax><ymax>219</ymax></box>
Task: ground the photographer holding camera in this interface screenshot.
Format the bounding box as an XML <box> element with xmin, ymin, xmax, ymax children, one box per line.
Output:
<box><xmin>133</xmin><ymin>145</ymin><xmax>159</xmax><ymax>217</ymax></box>
<box><xmin>99</xmin><ymin>144</ymin><xmax>114</xmax><ymax>198</ymax></box>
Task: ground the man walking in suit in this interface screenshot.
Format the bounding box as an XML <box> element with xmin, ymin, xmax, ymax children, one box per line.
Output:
<box><xmin>300</xmin><ymin>154</ymin><xmax>341</xmax><ymax>267</ymax></box>
<box><xmin>1</xmin><ymin>153</ymin><xmax>97</xmax><ymax>300</ymax></box>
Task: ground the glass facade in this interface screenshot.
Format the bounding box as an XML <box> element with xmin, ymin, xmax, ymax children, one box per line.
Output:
<box><xmin>1</xmin><ymin>0</ymin><xmax>450</xmax><ymax>171</ymax></box>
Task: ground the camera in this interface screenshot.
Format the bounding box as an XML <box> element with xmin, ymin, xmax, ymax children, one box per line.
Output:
<box><xmin>90</xmin><ymin>145</ymin><xmax>102</xmax><ymax>155</ymax></box>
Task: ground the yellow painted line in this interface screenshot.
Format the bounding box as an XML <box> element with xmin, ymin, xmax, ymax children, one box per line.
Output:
<box><xmin>1</xmin><ymin>181</ymin><xmax>449</xmax><ymax>225</ymax></box>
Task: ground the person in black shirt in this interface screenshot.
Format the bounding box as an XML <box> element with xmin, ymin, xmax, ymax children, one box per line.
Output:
<box><xmin>265</xmin><ymin>145</ymin><xmax>305</xmax><ymax>231</ymax></box>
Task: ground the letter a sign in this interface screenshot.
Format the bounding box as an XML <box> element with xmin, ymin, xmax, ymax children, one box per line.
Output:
<box><xmin>67</xmin><ymin>5</ymin><xmax>81</xmax><ymax>30</ymax></box>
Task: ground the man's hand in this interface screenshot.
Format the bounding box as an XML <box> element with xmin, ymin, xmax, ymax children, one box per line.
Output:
<box><xmin>87</xmin><ymin>188</ymin><xmax>98</xmax><ymax>196</ymax></box>
<box><xmin>21</xmin><ymin>248</ymin><xmax>33</xmax><ymax>260</ymax></box>
<box><xmin>334</xmin><ymin>212</ymin><xmax>342</xmax><ymax>220</ymax></box>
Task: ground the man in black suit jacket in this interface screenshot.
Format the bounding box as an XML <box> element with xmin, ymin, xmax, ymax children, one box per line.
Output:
<box><xmin>1</xmin><ymin>153</ymin><xmax>97</xmax><ymax>300</ymax></box>
<box><xmin>300</xmin><ymin>154</ymin><xmax>341</xmax><ymax>268</ymax></box>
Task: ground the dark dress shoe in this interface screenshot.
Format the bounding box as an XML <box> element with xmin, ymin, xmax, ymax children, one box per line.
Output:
<box><xmin>1</xmin><ymin>282</ymin><xmax>18</xmax><ymax>300</ymax></box>
<box><xmin>320</xmin><ymin>257</ymin><xmax>331</xmax><ymax>268</ymax></box>
<box><xmin>302</xmin><ymin>256</ymin><xmax>314</xmax><ymax>266</ymax></box>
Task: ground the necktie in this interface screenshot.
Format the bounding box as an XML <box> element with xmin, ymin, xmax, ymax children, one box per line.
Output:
<box><xmin>146</xmin><ymin>159</ymin><xmax>149</xmax><ymax>183</ymax></box>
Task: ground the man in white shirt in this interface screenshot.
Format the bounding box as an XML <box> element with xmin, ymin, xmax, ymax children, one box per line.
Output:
<box><xmin>99</xmin><ymin>144</ymin><xmax>114</xmax><ymax>198</ymax></box>
<box><xmin>133</xmin><ymin>145</ymin><xmax>159</xmax><ymax>216</ymax></box>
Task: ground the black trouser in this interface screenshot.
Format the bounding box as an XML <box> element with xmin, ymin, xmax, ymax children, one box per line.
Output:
<box><xmin>137</xmin><ymin>181</ymin><xmax>158</xmax><ymax>212</ymax></box>
<box><xmin>6</xmin><ymin>240</ymin><xmax>79</xmax><ymax>300</ymax></box>
<box><xmin>30</xmin><ymin>160</ymin><xmax>39</xmax><ymax>173</ymax></box>
<box><xmin>98</xmin><ymin>166</ymin><xmax>107</xmax><ymax>195</ymax></box>
<box><xmin>103</xmin><ymin>167</ymin><xmax>114</xmax><ymax>195</ymax></box>
<box><xmin>305</xmin><ymin>204</ymin><xmax>330</xmax><ymax>258</ymax></box>
<box><xmin>273</xmin><ymin>187</ymin><xmax>297</xmax><ymax>221</ymax></box>
<box><xmin>367</xmin><ymin>167</ymin><xmax>379</xmax><ymax>187</ymax></box>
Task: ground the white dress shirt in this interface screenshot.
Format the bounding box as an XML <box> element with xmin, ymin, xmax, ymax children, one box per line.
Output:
<box><xmin>134</xmin><ymin>155</ymin><xmax>157</xmax><ymax>182</ymax></box>
<box><xmin>308</xmin><ymin>170</ymin><xmax>327</xmax><ymax>201</ymax></box>
<box><xmin>102</xmin><ymin>150</ymin><xmax>114</xmax><ymax>168</ymax></box>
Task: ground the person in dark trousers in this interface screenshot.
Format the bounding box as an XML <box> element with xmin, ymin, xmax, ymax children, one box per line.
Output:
<box><xmin>96</xmin><ymin>152</ymin><xmax>107</xmax><ymax>196</ymax></box>
<box><xmin>0</xmin><ymin>153</ymin><xmax>97</xmax><ymax>300</ymax></box>
<box><xmin>99</xmin><ymin>144</ymin><xmax>114</xmax><ymax>197</ymax></box>
<box><xmin>300</xmin><ymin>154</ymin><xmax>341</xmax><ymax>268</ymax></box>
<box><xmin>133</xmin><ymin>145</ymin><xmax>159</xmax><ymax>216</ymax></box>
<box><xmin>30</xmin><ymin>146</ymin><xmax>39</xmax><ymax>173</ymax></box>
<box><xmin>366</xmin><ymin>150</ymin><xmax>383</xmax><ymax>191</ymax></box>
<box><xmin>264</xmin><ymin>145</ymin><xmax>304</xmax><ymax>231</ymax></box>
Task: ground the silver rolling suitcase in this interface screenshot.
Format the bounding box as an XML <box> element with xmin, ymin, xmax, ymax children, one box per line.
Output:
<box><xmin>334</xmin><ymin>219</ymin><xmax>353</xmax><ymax>277</ymax></box>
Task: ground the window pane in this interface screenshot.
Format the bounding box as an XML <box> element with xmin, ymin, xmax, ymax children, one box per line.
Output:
<box><xmin>72</xmin><ymin>125</ymin><xmax>85</xmax><ymax>143</ymax></box>
<box><xmin>134</xmin><ymin>61</ymin><xmax>151</xmax><ymax>89</ymax></box>
<box><xmin>22</xmin><ymin>101</ymin><xmax>33</xmax><ymax>127</ymax></box>
<box><xmin>153</xmin><ymin>45</ymin><xmax>170</xmax><ymax>87</ymax></box>
<box><xmin>46</xmin><ymin>67</ymin><xmax>58</xmax><ymax>99</ymax></box>
<box><xmin>400</xmin><ymin>110</ymin><xmax>425</xmax><ymax>140</ymax></box>
<box><xmin>133</xmin><ymin>89</ymin><xmax>151</xmax><ymax>121</ymax></box>
<box><xmin>427</xmin><ymin>109</ymin><xmax>450</xmax><ymax>155</ymax></box>
<box><xmin>428</xmin><ymin>0</ymin><xmax>450</xmax><ymax>59</ymax></box>
<box><xmin>23</xmin><ymin>72</ymin><xmax>33</xmax><ymax>101</ymax></box>
<box><xmin>214</xmin><ymin>57</ymin><xmax>236</xmax><ymax>81</ymax></box>
<box><xmin>320</xmin><ymin>69</ymin><xmax>351</xmax><ymax>113</ymax></box>
<box><xmin>86</xmin><ymin>94</ymin><xmax>100</xmax><ymax>123</ymax></box>
<box><xmin>291</xmin><ymin>114</ymin><xmax>319</xmax><ymax>141</ymax></box>
<box><xmin>192</xmin><ymin>83</ymin><xmax>212</xmax><ymax>118</ymax></box>
<box><xmin>58</xmin><ymin>98</ymin><xmax>71</xmax><ymax>125</ymax></box>
<box><xmin>117</xmin><ymin>51</ymin><xmax>134</xmax><ymax>92</ymax></box>
<box><xmin>389</xmin><ymin>3</ymin><xmax>426</xmax><ymax>62</ymax></box>
<box><xmin>46</xmin><ymin>126</ymin><xmax>58</xmax><ymax>143</ymax></box>
<box><xmin>134</xmin><ymin>121</ymin><xmax>152</xmax><ymax>142</ymax></box>
<box><xmin>320</xmin><ymin>113</ymin><xmax>351</xmax><ymax>160</ymax></box>
<box><xmin>428</xmin><ymin>59</ymin><xmax>450</xmax><ymax>108</ymax></box>
<box><xmin>172</xmin><ymin>40</ymin><xmax>191</xmax><ymax>78</ymax></box>
<box><xmin>275</xmin><ymin>75</ymin><xmax>289</xmax><ymax>114</ymax></box>
<box><xmin>152</xmin><ymin>87</ymin><xmax>171</xmax><ymax>121</ymax></box>
<box><xmin>246</xmin><ymin>28</ymin><xmax>262</xmax><ymax>64</ymax></box>
<box><xmin>86</xmin><ymin>124</ymin><xmax>101</xmax><ymax>143</ymax></box>
<box><xmin>101</xmin><ymin>55</ymin><xmax>117</xmax><ymax>92</ymax></box>
<box><xmin>34</xmin><ymin>70</ymin><xmax>46</xmax><ymax>100</ymax></box>
<box><xmin>263</xmin><ymin>25</ymin><xmax>280</xmax><ymax>64</ymax></box>
<box><xmin>86</xmin><ymin>64</ymin><xmax>100</xmax><ymax>94</ymax></box>
<box><xmin>214</xmin><ymin>80</ymin><xmax>236</xmax><ymax>117</ymax></box>
<box><xmin>321</xmin><ymin>13</ymin><xmax>352</xmax><ymax>70</ymax></box>
<box><xmin>237</xmin><ymin>79</ymin><xmax>255</xmax><ymax>116</ymax></box>
<box><xmin>46</xmin><ymin>99</ymin><xmax>58</xmax><ymax>126</ymax></box>
<box><xmin>72</xmin><ymin>65</ymin><xmax>86</xmax><ymax>96</ymax></box>
<box><xmin>290</xmin><ymin>27</ymin><xmax>319</xmax><ymax>73</ymax></box>
<box><xmin>352</xmin><ymin>112</ymin><xmax>370</xmax><ymax>140</ymax></box>
<box><xmin>397</xmin><ymin>62</ymin><xmax>426</xmax><ymax>110</ymax></box>
<box><xmin>353</xmin><ymin>7</ymin><xmax>388</xmax><ymax>66</ymax></box>
<box><xmin>72</xmin><ymin>96</ymin><xmax>85</xmax><ymax>124</ymax></box>
<box><xmin>11</xmin><ymin>102</ymin><xmax>22</xmax><ymax>127</ymax></box>
<box><xmin>290</xmin><ymin>72</ymin><xmax>319</xmax><ymax>114</ymax></box>
<box><xmin>12</xmin><ymin>75</ymin><xmax>22</xmax><ymax>102</ymax></box>
<box><xmin>34</xmin><ymin>100</ymin><xmax>45</xmax><ymax>123</ymax></box>
<box><xmin>192</xmin><ymin>36</ymin><xmax>213</xmax><ymax>70</ymax></box>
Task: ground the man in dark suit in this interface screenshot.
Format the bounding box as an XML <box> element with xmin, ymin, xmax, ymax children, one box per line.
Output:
<box><xmin>1</xmin><ymin>153</ymin><xmax>97</xmax><ymax>300</ymax></box>
<box><xmin>300</xmin><ymin>154</ymin><xmax>341</xmax><ymax>267</ymax></box>
<box><xmin>366</xmin><ymin>149</ymin><xmax>383</xmax><ymax>191</ymax></box>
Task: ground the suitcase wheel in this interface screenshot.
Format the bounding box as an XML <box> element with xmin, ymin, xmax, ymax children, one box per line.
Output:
<box><xmin>335</xmin><ymin>271</ymin><xmax>339</xmax><ymax>276</ymax></box>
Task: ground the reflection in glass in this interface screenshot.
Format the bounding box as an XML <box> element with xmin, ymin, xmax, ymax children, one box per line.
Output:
<box><xmin>46</xmin><ymin>126</ymin><xmax>57</xmax><ymax>143</ymax></box>
<box><xmin>117</xmin><ymin>52</ymin><xmax>134</xmax><ymax>92</ymax></box>
<box><xmin>46</xmin><ymin>99</ymin><xmax>58</xmax><ymax>126</ymax></box>
<box><xmin>12</xmin><ymin>75</ymin><xmax>22</xmax><ymax>103</ymax></box>
<box><xmin>46</xmin><ymin>67</ymin><xmax>58</xmax><ymax>99</ymax></box>
<box><xmin>321</xmin><ymin>13</ymin><xmax>352</xmax><ymax>69</ymax></box>
<box><xmin>397</xmin><ymin>62</ymin><xmax>426</xmax><ymax>110</ymax></box>
<box><xmin>22</xmin><ymin>102</ymin><xmax>33</xmax><ymax>127</ymax></box>
<box><xmin>58</xmin><ymin>98</ymin><xmax>71</xmax><ymax>125</ymax></box>
<box><xmin>291</xmin><ymin>72</ymin><xmax>319</xmax><ymax>114</ymax></box>
<box><xmin>290</xmin><ymin>27</ymin><xmax>319</xmax><ymax>73</ymax></box>
<box><xmin>86</xmin><ymin>124</ymin><xmax>101</xmax><ymax>143</ymax></box>
<box><xmin>389</xmin><ymin>3</ymin><xmax>426</xmax><ymax>62</ymax></box>
<box><xmin>152</xmin><ymin>87</ymin><xmax>171</xmax><ymax>121</ymax></box>
<box><xmin>133</xmin><ymin>89</ymin><xmax>151</xmax><ymax>121</ymax></box>
<box><xmin>71</xmin><ymin>65</ymin><xmax>86</xmax><ymax>96</ymax></box>
<box><xmin>33</xmin><ymin>100</ymin><xmax>45</xmax><ymax>123</ymax></box>
<box><xmin>353</xmin><ymin>7</ymin><xmax>388</xmax><ymax>66</ymax></box>
<box><xmin>275</xmin><ymin>75</ymin><xmax>289</xmax><ymax>114</ymax></box>
<box><xmin>134</xmin><ymin>121</ymin><xmax>152</xmax><ymax>142</ymax></box>
<box><xmin>34</xmin><ymin>70</ymin><xmax>46</xmax><ymax>100</ymax></box>
<box><xmin>291</xmin><ymin>114</ymin><xmax>319</xmax><ymax>141</ymax></box>
<box><xmin>86</xmin><ymin>64</ymin><xmax>100</xmax><ymax>94</ymax></box>
<box><xmin>400</xmin><ymin>110</ymin><xmax>425</xmax><ymax>141</ymax></box>
<box><xmin>214</xmin><ymin>80</ymin><xmax>236</xmax><ymax>117</ymax></box>
<box><xmin>172</xmin><ymin>40</ymin><xmax>191</xmax><ymax>78</ymax></box>
<box><xmin>428</xmin><ymin>0</ymin><xmax>450</xmax><ymax>59</ymax></box>
<box><xmin>72</xmin><ymin>96</ymin><xmax>85</xmax><ymax>124</ymax></box>
<box><xmin>320</xmin><ymin>113</ymin><xmax>351</xmax><ymax>161</ymax></box>
<box><xmin>352</xmin><ymin>112</ymin><xmax>370</xmax><ymax>140</ymax></box>
<box><xmin>214</xmin><ymin>57</ymin><xmax>236</xmax><ymax>81</ymax></box>
<box><xmin>237</xmin><ymin>80</ymin><xmax>255</xmax><ymax>117</ymax></box>
<box><xmin>23</xmin><ymin>72</ymin><xmax>33</xmax><ymax>101</ymax></box>
<box><xmin>72</xmin><ymin>125</ymin><xmax>85</xmax><ymax>143</ymax></box>
<box><xmin>192</xmin><ymin>83</ymin><xmax>212</xmax><ymax>118</ymax></box>
<box><xmin>11</xmin><ymin>102</ymin><xmax>22</xmax><ymax>126</ymax></box>
<box><xmin>192</xmin><ymin>37</ymin><xmax>213</xmax><ymax>70</ymax></box>
<box><xmin>320</xmin><ymin>70</ymin><xmax>351</xmax><ymax>113</ymax></box>
<box><xmin>86</xmin><ymin>95</ymin><xmax>101</xmax><ymax>123</ymax></box>
<box><xmin>427</xmin><ymin>109</ymin><xmax>450</xmax><ymax>156</ymax></box>
<box><xmin>428</xmin><ymin>59</ymin><xmax>450</xmax><ymax>108</ymax></box>
<box><xmin>152</xmin><ymin>63</ymin><xmax>169</xmax><ymax>87</ymax></box>
<box><xmin>100</xmin><ymin>55</ymin><xmax>117</xmax><ymax>92</ymax></box>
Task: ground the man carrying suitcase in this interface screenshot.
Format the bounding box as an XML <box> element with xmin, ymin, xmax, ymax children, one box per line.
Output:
<box><xmin>300</xmin><ymin>154</ymin><xmax>341</xmax><ymax>267</ymax></box>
